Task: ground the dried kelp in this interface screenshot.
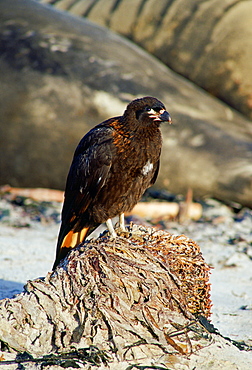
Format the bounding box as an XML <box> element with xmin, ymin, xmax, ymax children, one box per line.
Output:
<box><xmin>0</xmin><ymin>225</ymin><xmax>212</xmax><ymax>364</ymax></box>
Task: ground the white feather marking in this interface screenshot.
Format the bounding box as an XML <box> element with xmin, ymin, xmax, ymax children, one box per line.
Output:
<box><xmin>142</xmin><ymin>160</ymin><xmax>153</xmax><ymax>176</ymax></box>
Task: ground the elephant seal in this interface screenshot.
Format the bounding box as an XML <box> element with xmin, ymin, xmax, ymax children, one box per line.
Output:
<box><xmin>1</xmin><ymin>0</ymin><xmax>252</xmax><ymax>207</ymax></box>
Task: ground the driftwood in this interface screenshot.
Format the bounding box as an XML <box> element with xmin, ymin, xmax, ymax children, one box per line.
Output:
<box><xmin>0</xmin><ymin>185</ymin><xmax>64</xmax><ymax>203</ymax></box>
<box><xmin>0</xmin><ymin>225</ymin><xmax>212</xmax><ymax>367</ymax></box>
<box><xmin>0</xmin><ymin>186</ymin><xmax>202</xmax><ymax>221</ymax></box>
<box><xmin>130</xmin><ymin>188</ymin><xmax>202</xmax><ymax>222</ymax></box>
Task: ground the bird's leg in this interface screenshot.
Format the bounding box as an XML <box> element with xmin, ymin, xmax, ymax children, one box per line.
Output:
<box><xmin>119</xmin><ymin>213</ymin><xmax>126</xmax><ymax>232</ymax></box>
<box><xmin>106</xmin><ymin>218</ymin><xmax>117</xmax><ymax>238</ymax></box>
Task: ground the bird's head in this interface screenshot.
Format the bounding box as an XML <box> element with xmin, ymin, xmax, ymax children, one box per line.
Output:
<box><xmin>124</xmin><ymin>96</ymin><xmax>172</xmax><ymax>127</ymax></box>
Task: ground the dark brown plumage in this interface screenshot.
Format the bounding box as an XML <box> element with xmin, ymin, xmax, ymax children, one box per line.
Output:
<box><xmin>53</xmin><ymin>96</ymin><xmax>171</xmax><ymax>269</ymax></box>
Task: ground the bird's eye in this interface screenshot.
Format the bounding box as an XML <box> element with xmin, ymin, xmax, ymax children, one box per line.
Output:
<box><xmin>136</xmin><ymin>106</ymin><xmax>159</xmax><ymax>119</ymax></box>
<box><xmin>147</xmin><ymin>108</ymin><xmax>157</xmax><ymax>115</ymax></box>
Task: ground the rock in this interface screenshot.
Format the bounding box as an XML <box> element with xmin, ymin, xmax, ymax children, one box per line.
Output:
<box><xmin>1</xmin><ymin>0</ymin><xmax>252</xmax><ymax>207</ymax></box>
<box><xmin>44</xmin><ymin>0</ymin><xmax>252</xmax><ymax>120</ymax></box>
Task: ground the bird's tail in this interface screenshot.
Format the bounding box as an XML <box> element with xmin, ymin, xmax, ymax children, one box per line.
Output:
<box><xmin>53</xmin><ymin>227</ymin><xmax>90</xmax><ymax>270</ymax></box>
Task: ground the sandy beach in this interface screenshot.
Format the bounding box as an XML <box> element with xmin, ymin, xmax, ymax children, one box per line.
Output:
<box><xmin>0</xmin><ymin>194</ymin><xmax>251</xmax><ymax>368</ymax></box>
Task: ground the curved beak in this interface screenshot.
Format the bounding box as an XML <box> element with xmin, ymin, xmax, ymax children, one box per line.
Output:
<box><xmin>158</xmin><ymin>109</ymin><xmax>172</xmax><ymax>123</ymax></box>
<box><xmin>149</xmin><ymin>109</ymin><xmax>172</xmax><ymax>123</ymax></box>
